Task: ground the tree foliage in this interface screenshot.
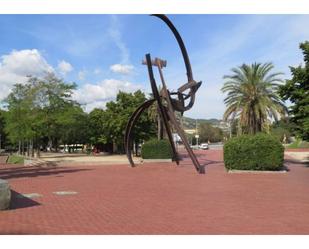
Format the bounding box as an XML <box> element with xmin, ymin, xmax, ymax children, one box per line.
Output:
<box><xmin>279</xmin><ymin>41</ymin><xmax>309</xmax><ymax>141</ymax></box>
<box><xmin>88</xmin><ymin>90</ymin><xmax>156</xmax><ymax>153</ymax></box>
<box><xmin>1</xmin><ymin>75</ymin><xmax>157</xmax><ymax>155</ymax></box>
<box><xmin>221</xmin><ymin>62</ymin><xmax>287</xmax><ymax>135</ymax></box>
<box><xmin>198</xmin><ymin>123</ymin><xmax>224</xmax><ymax>143</ymax></box>
<box><xmin>3</xmin><ymin>74</ymin><xmax>84</xmax><ymax>153</ymax></box>
<box><xmin>270</xmin><ymin>118</ymin><xmax>293</xmax><ymax>143</ymax></box>
<box><xmin>0</xmin><ymin>109</ymin><xmax>7</xmax><ymax>150</ymax></box>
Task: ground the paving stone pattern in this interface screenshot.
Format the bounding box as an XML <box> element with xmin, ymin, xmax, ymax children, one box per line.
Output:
<box><xmin>0</xmin><ymin>150</ymin><xmax>308</xmax><ymax>234</ymax></box>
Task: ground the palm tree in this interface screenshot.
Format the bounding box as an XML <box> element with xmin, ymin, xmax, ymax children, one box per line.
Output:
<box><xmin>148</xmin><ymin>85</ymin><xmax>164</xmax><ymax>139</ymax></box>
<box><xmin>148</xmin><ymin>100</ymin><xmax>163</xmax><ymax>139</ymax></box>
<box><xmin>221</xmin><ymin>62</ymin><xmax>287</xmax><ymax>135</ymax></box>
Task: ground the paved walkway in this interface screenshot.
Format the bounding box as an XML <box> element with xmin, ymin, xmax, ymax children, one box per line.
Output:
<box><xmin>0</xmin><ymin>150</ymin><xmax>308</xmax><ymax>234</ymax></box>
<box><xmin>39</xmin><ymin>152</ymin><xmax>142</xmax><ymax>165</ymax></box>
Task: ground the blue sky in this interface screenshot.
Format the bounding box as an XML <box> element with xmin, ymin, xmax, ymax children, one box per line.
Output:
<box><xmin>0</xmin><ymin>14</ymin><xmax>308</xmax><ymax>118</ymax></box>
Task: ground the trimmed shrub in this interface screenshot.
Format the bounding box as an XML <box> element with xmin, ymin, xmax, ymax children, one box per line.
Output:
<box><xmin>224</xmin><ymin>133</ymin><xmax>284</xmax><ymax>171</ymax></box>
<box><xmin>141</xmin><ymin>139</ymin><xmax>173</xmax><ymax>159</ymax></box>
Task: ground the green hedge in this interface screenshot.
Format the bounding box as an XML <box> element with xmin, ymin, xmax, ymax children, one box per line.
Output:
<box><xmin>141</xmin><ymin>139</ymin><xmax>173</xmax><ymax>159</ymax></box>
<box><xmin>223</xmin><ymin>133</ymin><xmax>284</xmax><ymax>171</ymax></box>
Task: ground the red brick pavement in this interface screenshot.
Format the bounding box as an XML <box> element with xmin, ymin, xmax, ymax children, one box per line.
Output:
<box><xmin>0</xmin><ymin>150</ymin><xmax>308</xmax><ymax>234</ymax></box>
<box><xmin>285</xmin><ymin>148</ymin><xmax>309</xmax><ymax>152</ymax></box>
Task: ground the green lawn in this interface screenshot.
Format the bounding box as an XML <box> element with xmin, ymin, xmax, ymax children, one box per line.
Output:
<box><xmin>287</xmin><ymin>139</ymin><xmax>309</xmax><ymax>149</ymax></box>
<box><xmin>7</xmin><ymin>155</ymin><xmax>24</xmax><ymax>164</ymax></box>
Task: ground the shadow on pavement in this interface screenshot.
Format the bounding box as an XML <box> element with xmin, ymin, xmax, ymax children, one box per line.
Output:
<box><xmin>0</xmin><ymin>165</ymin><xmax>92</xmax><ymax>180</ymax></box>
<box><xmin>10</xmin><ymin>190</ymin><xmax>41</xmax><ymax>210</ymax></box>
<box><xmin>284</xmin><ymin>158</ymin><xmax>309</xmax><ymax>167</ymax></box>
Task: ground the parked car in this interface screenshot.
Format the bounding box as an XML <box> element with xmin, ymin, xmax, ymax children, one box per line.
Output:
<box><xmin>199</xmin><ymin>143</ymin><xmax>209</xmax><ymax>150</ymax></box>
<box><xmin>190</xmin><ymin>145</ymin><xmax>199</xmax><ymax>150</ymax></box>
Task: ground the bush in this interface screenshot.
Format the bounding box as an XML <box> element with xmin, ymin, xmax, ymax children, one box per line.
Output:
<box><xmin>224</xmin><ymin>133</ymin><xmax>284</xmax><ymax>171</ymax></box>
<box><xmin>141</xmin><ymin>139</ymin><xmax>173</xmax><ymax>159</ymax></box>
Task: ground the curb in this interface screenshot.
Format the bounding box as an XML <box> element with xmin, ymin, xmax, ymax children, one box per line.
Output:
<box><xmin>142</xmin><ymin>159</ymin><xmax>172</xmax><ymax>163</ymax></box>
<box><xmin>227</xmin><ymin>169</ymin><xmax>288</xmax><ymax>174</ymax></box>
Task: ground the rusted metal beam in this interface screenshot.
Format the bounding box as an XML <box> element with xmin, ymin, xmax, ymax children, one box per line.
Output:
<box><xmin>124</xmin><ymin>14</ymin><xmax>204</xmax><ymax>174</ymax></box>
<box><xmin>124</xmin><ymin>99</ymin><xmax>155</xmax><ymax>167</ymax></box>
<box><xmin>145</xmin><ymin>53</ymin><xmax>179</xmax><ymax>164</ymax></box>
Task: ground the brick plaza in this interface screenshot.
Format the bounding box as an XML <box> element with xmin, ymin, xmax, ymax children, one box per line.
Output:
<box><xmin>0</xmin><ymin>149</ymin><xmax>308</xmax><ymax>234</ymax></box>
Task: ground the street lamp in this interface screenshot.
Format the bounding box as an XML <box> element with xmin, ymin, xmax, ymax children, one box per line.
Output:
<box><xmin>195</xmin><ymin>134</ymin><xmax>199</xmax><ymax>148</ymax></box>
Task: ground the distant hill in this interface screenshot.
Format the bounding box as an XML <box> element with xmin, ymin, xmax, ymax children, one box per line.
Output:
<box><xmin>175</xmin><ymin>113</ymin><xmax>222</xmax><ymax>129</ymax></box>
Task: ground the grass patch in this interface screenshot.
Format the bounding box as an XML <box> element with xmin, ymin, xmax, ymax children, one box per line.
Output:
<box><xmin>287</xmin><ymin>139</ymin><xmax>309</xmax><ymax>149</ymax></box>
<box><xmin>7</xmin><ymin>155</ymin><xmax>24</xmax><ymax>164</ymax></box>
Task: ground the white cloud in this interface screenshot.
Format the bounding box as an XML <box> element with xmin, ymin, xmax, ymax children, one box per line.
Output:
<box><xmin>72</xmin><ymin>79</ymin><xmax>142</xmax><ymax>112</ymax></box>
<box><xmin>0</xmin><ymin>49</ymin><xmax>54</xmax><ymax>100</ymax></box>
<box><xmin>57</xmin><ymin>60</ymin><xmax>73</xmax><ymax>75</ymax></box>
<box><xmin>108</xmin><ymin>15</ymin><xmax>130</xmax><ymax>64</ymax></box>
<box><xmin>110</xmin><ymin>64</ymin><xmax>134</xmax><ymax>74</ymax></box>
<box><xmin>78</xmin><ymin>70</ymin><xmax>87</xmax><ymax>81</ymax></box>
<box><xmin>94</xmin><ymin>68</ymin><xmax>102</xmax><ymax>75</ymax></box>
<box><xmin>165</xmin><ymin>15</ymin><xmax>309</xmax><ymax>119</ymax></box>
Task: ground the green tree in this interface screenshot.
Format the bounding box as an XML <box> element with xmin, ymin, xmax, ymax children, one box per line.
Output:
<box><xmin>32</xmin><ymin>73</ymin><xmax>78</xmax><ymax>151</ymax></box>
<box><xmin>56</xmin><ymin>105</ymin><xmax>89</xmax><ymax>147</ymax></box>
<box><xmin>0</xmin><ymin>109</ymin><xmax>8</xmax><ymax>151</ymax></box>
<box><xmin>221</xmin><ymin>62</ymin><xmax>287</xmax><ymax>135</ymax></box>
<box><xmin>4</xmin><ymin>74</ymin><xmax>82</xmax><ymax>155</ymax></box>
<box><xmin>279</xmin><ymin>41</ymin><xmax>309</xmax><ymax>141</ymax></box>
<box><xmin>270</xmin><ymin>118</ymin><xmax>293</xmax><ymax>143</ymax></box>
<box><xmin>199</xmin><ymin>123</ymin><xmax>224</xmax><ymax>143</ymax></box>
<box><xmin>4</xmin><ymin>82</ymin><xmax>35</xmax><ymax>154</ymax></box>
<box><xmin>88</xmin><ymin>108</ymin><xmax>108</xmax><ymax>146</ymax></box>
<box><xmin>95</xmin><ymin>90</ymin><xmax>156</xmax><ymax>154</ymax></box>
<box><xmin>147</xmin><ymin>86</ymin><xmax>164</xmax><ymax>140</ymax></box>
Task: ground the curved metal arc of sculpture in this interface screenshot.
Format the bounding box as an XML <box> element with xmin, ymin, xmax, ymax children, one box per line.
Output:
<box><xmin>124</xmin><ymin>99</ymin><xmax>155</xmax><ymax>167</ymax></box>
<box><xmin>151</xmin><ymin>14</ymin><xmax>193</xmax><ymax>82</ymax></box>
<box><xmin>124</xmin><ymin>14</ymin><xmax>204</xmax><ymax>174</ymax></box>
<box><xmin>151</xmin><ymin>14</ymin><xmax>202</xmax><ymax>113</ymax></box>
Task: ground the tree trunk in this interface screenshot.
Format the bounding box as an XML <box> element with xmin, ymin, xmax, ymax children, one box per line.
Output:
<box><xmin>135</xmin><ymin>141</ymin><xmax>139</xmax><ymax>157</ymax></box>
<box><xmin>55</xmin><ymin>138</ymin><xmax>59</xmax><ymax>152</ymax></box>
<box><xmin>37</xmin><ymin>139</ymin><xmax>41</xmax><ymax>158</ymax></box>
<box><xmin>21</xmin><ymin>140</ymin><xmax>25</xmax><ymax>155</ymax></box>
<box><xmin>27</xmin><ymin>140</ymin><xmax>30</xmax><ymax>157</ymax></box>
<box><xmin>158</xmin><ymin>117</ymin><xmax>164</xmax><ymax>140</ymax></box>
<box><xmin>18</xmin><ymin>140</ymin><xmax>21</xmax><ymax>155</ymax></box>
<box><xmin>112</xmin><ymin>141</ymin><xmax>117</xmax><ymax>154</ymax></box>
<box><xmin>31</xmin><ymin>139</ymin><xmax>34</xmax><ymax>157</ymax></box>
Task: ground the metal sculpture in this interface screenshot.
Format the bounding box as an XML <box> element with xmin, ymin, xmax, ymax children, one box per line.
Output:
<box><xmin>124</xmin><ymin>14</ymin><xmax>205</xmax><ymax>174</ymax></box>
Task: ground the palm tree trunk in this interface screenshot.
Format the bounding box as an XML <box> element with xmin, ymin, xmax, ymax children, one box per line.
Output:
<box><xmin>158</xmin><ymin>116</ymin><xmax>164</xmax><ymax>140</ymax></box>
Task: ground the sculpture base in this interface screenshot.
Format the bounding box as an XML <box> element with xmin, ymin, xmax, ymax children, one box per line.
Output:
<box><xmin>0</xmin><ymin>179</ymin><xmax>11</xmax><ymax>210</ymax></box>
<box><xmin>199</xmin><ymin>166</ymin><xmax>205</xmax><ymax>174</ymax></box>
